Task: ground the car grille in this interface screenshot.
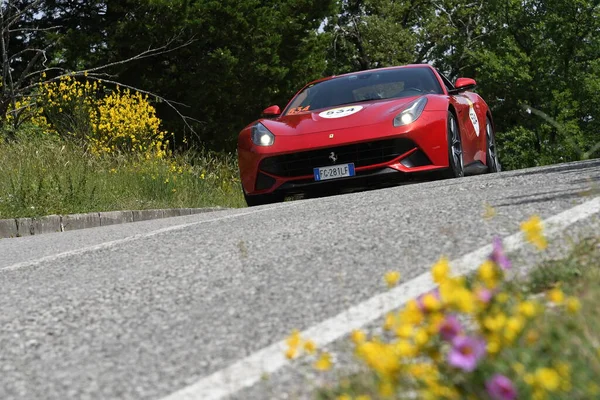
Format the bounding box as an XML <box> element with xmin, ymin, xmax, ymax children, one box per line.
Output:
<box><xmin>259</xmin><ymin>138</ymin><xmax>416</xmax><ymax>177</ymax></box>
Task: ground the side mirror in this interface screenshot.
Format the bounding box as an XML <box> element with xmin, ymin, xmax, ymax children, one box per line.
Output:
<box><xmin>449</xmin><ymin>78</ymin><xmax>477</xmax><ymax>94</ymax></box>
<box><xmin>262</xmin><ymin>105</ymin><xmax>281</xmax><ymax>117</ymax></box>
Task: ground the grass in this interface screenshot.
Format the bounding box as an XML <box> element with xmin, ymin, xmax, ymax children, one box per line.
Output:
<box><xmin>0</xmin><ymin>130</ymin><xmax>245</xmax><ymax>219</ymax></box>
<box><xmin>313</xmin><ymin>236</ymin><xmax>600</xmax><ymax>400</ymax></box>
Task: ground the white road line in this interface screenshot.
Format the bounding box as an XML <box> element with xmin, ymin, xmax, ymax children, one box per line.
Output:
<box><xmin>160</xmin><ymin>196</ymin><xmax>600</xmax><ymax>400</ymax></box>
<box><xmin>0</xmin><ymin>202</ymin><xmax>307</xmax><ymax>272</ymax></box>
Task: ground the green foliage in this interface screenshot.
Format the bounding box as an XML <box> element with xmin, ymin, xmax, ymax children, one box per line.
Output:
<box><xmin>2</xmin><ymin>0</ymin><xmax>599</xmax><ymax>166</ymax></box>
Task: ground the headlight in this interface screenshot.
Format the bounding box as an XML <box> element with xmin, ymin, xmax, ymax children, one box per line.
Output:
<box><xmin>393</xmin><ymin>97</ymin><xmax>428</xmax><ymax>127</ymax></box>
<box><xmin>251</xmin><ymin>122</ymin><xmax>275</xmax><ymax>146</ymax></box>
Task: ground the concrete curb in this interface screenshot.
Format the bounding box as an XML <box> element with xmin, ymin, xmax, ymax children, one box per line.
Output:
<box><xmin>0</xmin><ymin>207</ymin><xmax>225</xmax><ymax>239</ymax></box>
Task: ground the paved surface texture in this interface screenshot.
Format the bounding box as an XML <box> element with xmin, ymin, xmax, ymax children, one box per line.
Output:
<box><xmin>1</xmin><ymin>160</ymin><xmax>599</xmax><ymax>400</ymax></box>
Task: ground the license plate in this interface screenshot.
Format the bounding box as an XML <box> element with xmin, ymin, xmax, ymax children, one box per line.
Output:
<box><xmin>313</xmin><ymin>163</ymin><xmax>355</xmax><ymax>181</ymax></box>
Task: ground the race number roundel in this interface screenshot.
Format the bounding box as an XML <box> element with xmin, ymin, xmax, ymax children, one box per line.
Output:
<box><xmin>319</xmin><ymin>106</ymin><xmax>363</xmax><ymax>119</ymax></box>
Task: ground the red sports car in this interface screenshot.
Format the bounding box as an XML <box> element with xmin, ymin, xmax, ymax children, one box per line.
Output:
<box><xmin>238</xmin><ymin>64</ymin><xmax>501</xmax><ymax>206</ymax></box>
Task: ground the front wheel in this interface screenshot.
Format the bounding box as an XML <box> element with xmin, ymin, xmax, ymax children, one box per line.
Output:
<box><xmin>243</xmin><ymin>191</ymin><xmax>285</xmax><ymax>207</ymax></box>
<box><xmin>485</xmin><ymin>117</ymin><xmax>501</xmax><ymax>173</ymax></box>
<box><xmin>441</xmin><ymin>111</ymin><xmax>464</xmax><ymax>179</ymax></box>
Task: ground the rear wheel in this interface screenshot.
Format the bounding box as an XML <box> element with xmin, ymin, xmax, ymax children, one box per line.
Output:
<box><xmin>243</xmin><ymin>191</ymin><xmax>285</xmax><ymax>207</ymax></box>
<box><xmin>485</xmin><ymin>117</ymin><xmax>501</xmax><ymax>173</ymax></box>
<box><xmin>441</xmin><ymin>111</ymin><xmax>464</xmax><ymax>178</ymax></box>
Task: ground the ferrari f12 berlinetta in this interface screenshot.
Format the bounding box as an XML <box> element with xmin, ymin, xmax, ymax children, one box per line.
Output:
<box><xmin>238</xmin><ymin>64</ymin><xmax>500</xmax><ymax>206</ymax></box>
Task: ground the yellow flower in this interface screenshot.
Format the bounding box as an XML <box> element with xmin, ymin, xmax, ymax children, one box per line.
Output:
<box><xmin>565</xmin><ymin>297</ymin><xmax>581</xmax><ymax>313</ymax></box>
<box><xmin>356</xmin><ymin>395</ymin><xmax>372</xmax><ymax>400</ymax></box>
<box><xmin>487</xmin><ymin>336</ymin><xmax>501</xmax><ymax>355</ymax></box>
<box><xmin>521</xmin><ymin>215</ymin><xmax>548</xmax><ymax>250</ymax></box>
<box><xmin>431</xmin><ymin>256</ymin><xmax>450</xmax><ymax>284</ymax></box>
<box><xmin>378</xmin><ymin>380</ymin><xmax>395</xmax><ymax>398</ymax></box>
<box><xmin>351</xmin><ymin>329</ymin><xmax>366</xmax><ymax>344</ymax></box>
<box><xmin>303</xmin><ymin>340</ymin><xmax>317</xmax><ymax>354</ymax></box>
<box><xmin>518</xmin><ymin>300</ymin><xmax>538</xmax><ymax>318</ymax></box>
<box><xmin>547</xmin><ymin>288</ymin><xmax>564</xmax><ymax>304</ymax></box>
<box><xmin>336</xmin><ymin>395</ymin><xmax>352</xmax><ymax>400</ymax></box>
<box><xmin>395</xmin><ymin>324</ymin><xmax>413</xmax><ymax>339</ymax></box>
<box><xmin>478</xmin><ymin>260</ymin><xmax>498</xmax><ymax>288</ymax></box>
<box><xmin>393</xmin><ymin>339</ymin><xmax>417</xmax><ymax>357</ymax></box>
<box><xmin>484</xmin><ymin>312</ymin><xmax>507</xmax><ymax>332</ymax></box>
<box><xmin>399</xmin><ymin>300</ymin><xmax>424</xmax><ymax>325</ymax></box>
<box><xmin>285</xmin><ymin>347</ymin><xmax>297</xmax><ymax>360</ymax></box>
<box><xmin>286</xmin><ymin>329</ymin><xmax>302</xmax><ymax>349</ymax></box>
<box><xmin>357</xmin><ymin>342</ymin><xmax>399</xmax><ymax>375</ymax></box>
<box><xmin>314</xmin><ymin>352</ymin><xmax>332</xmax><ymax>371</ymax></box>
<box><xmin>383</xmin><ymin>312</ymin><xmax>397</xmax><ymax>331</ymax></box>
<box><xmin>422</xmin><ymin>293</ymin><xmax>441</xmax><ymax>312</ymax></box>
<box><xmin>414</xmin><ymin>328</ymin><xmax>429</xmax><ymax>347</ymax></box>
<box><xmin>534</xmin><ymin>368</ymin><xmax>560</xmax><ymax>392</ymax></box>
<box><xmin>384</xmin><ymin>271</ymin><xmax>401</xmax><ymax>287</ymax></box>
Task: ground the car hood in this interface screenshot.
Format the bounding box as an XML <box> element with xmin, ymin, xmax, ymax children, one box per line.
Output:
<box><xmin>261</xmin><ymin>96</ymin><xmax>422</xmax><ymax>136</ymax></box>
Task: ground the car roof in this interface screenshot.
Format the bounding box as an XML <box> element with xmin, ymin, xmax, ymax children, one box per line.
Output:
<box><xmin>305</xmin><ymin>64</ymin><xmax>437</xmax><ymax>87</ymax></box>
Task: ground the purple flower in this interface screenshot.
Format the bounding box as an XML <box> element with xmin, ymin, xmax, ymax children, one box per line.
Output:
<box><xmin>477</xmin><ymin>287</ymin><xmax>493</xmax><ymax>304</ymax></box>
<box><xmin>447</xmin><ymin>335</ymin><xmax>486</xmax><ymax>372</ymax></box>
<box><xmin>490</xmin><ymin>237</ymin><xmax>511</xmax><ymax>270</ymax></box>
<box><xmin>439</xmin><ymin>315</ymin><xmax>462</xmax><ymax>341</ymax></box>
<box><xmin>486</xmin><ymin>374</ymin><xmax>517</xmax><ymax>400</ymax></box>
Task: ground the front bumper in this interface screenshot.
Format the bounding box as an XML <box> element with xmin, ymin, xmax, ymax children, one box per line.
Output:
<box><xmin>238</xmin><ymin>112</ymin><xmax>448</xmax><ymax>195</ymax></box>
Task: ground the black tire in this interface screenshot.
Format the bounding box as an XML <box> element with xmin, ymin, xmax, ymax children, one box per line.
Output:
<box><xmin>485</xmin><ymin>117</ymin><xmax>501</xmax><ymax>173</ymax></box>
<box><xmin>243</xmin><ymin>191</ymin><xmax>285</xmax><ymax>207</ymax></box>
<box><xmin>441</xmin><ymin>111</ymin><xmax>464</xmax><ymax>179</ymax></box>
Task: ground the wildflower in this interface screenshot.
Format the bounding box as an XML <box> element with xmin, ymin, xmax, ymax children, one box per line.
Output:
<box><xmin>285</xmin><ymin>347</ymin><xmax>297</xmax><ymax>359</ymax></box>
<box><xmin>534</xmin><ymin>368</ymin><xmax>560</xmax><ymax>392</ymax></box>
<box><xmin>504</xmin><ymin>316</ymin><xmax>525</xmax><ymax>343</ymax></box>
<box><xmin>383</xmin><ymin>312</ymin><xmax>397</xmax><ymax>330</ymax></box>
<box><xmin>421</xmin><ymin>292</ymin><xmax>442</xmax><ymax>312</ymax></box>
<box><xmin>351</xmin><ymin>329</ymin><xmax>366</xmax><ymax>344</ymax></box>
<box><xmin>483</xmin><ymin>312</ymin><xmax>507</xmax><ymax>332</ymax></box>
<box><xmin>518</xmin><ymin>301</ymin><xmax>538</xmax><ymax>318</ymax></box>
<box><xmin>438</xmin><ymin>315</ymin><xmax>462</xmax><ymax>341</ymax></box>
<box><xmin>357</xmin><ymin>342</ymin><xmax>400</xmax><ymax>375</ymax></box>
<box><xmin>393</xmin><ymin>339</ymin><xmax>417</xmax><ymax>357</ymax></box>
<box><xmin>431</xmin><ymin>256</ymin><xmax>450</xmax><ymax>283</ymax></box>
<box><xmin>486</xmin><ymin>336</ymin><xmax>502</xmax><ymax>355</ymax></box>
<box><xmin>414</xmin><ymin>328</ymin><xmax>429</xmax><ymax>347</ymax></box>
<box><xmin>478</xmin><ymin>260</ymin><xmax>499</xmax><ymax>288</ymax></box>
<box><xmin>486</xmin><ymin>374</ymin><xmax>517</xmax><ymax>400</ymax></box>
<box><xmin>447</xmin><ymin>335</ymin><xmax>486</xmax><ymax>372</ymax></box>
<box><xmin>337</xmin><ymin>395</ymin><xmax>351</xmax><ymax>400</ymax></box>
<box><xmin>286</xmin><ymin>329</ymin><xmax>302</xmax><ymax>349</ymax></box>
<box><xmin>490</xmin><ymin>237</ymin><xmax>511</xmax><ymax>270</ymax></box>
<box><xmin>303</xmin><ymin>340</ymin><xmax>317</xmax><ymax>354</ymax></box>
<box><xmin>476</xmin><ymin>287</ymin><xmax>494</xmax><ymax>304</ymax></box>
<box><xmin>356</xmin><ymin>395</ymin><xmax>371</xmax><ymax>400</ymax></box>
<box><xmin>547</xmin><ymin>288</ymin><xmax>564</xmax><ymax>304</ymax></box>
<box><xmin>565</xmin><ymin>297</ymin><xmax>581</xmax><ymax>313</ymax></box>
<box><xmin>378</xmin><ymin>380</ymin><xmax>395</xmax><ymax>397</ymax></box>
<box><xmin>384</xmin><ymin>271</ymin><xmax>401</xmax><ymax>287</ymax></box>
<box><xmin>521</xmin><ymin>215</ymin><xmax>548</xmax><ymax>250</ymax></box>
<box><xmin>314</xmin><ymin>352</ymin><xmax>333</xmax><ymax>371</ymax></box>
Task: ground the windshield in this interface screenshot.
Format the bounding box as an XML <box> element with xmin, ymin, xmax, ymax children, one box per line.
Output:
<box><xmin>284</xmin><ymin>67</ymin><xmax>443</xmax><ymax>115</ymax></box>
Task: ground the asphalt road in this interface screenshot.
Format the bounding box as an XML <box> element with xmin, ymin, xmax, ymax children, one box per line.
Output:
<box><xmin>1</xmin><ymin>160</ymin><xmax>599</xmax><ymax>400</ymax></box>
